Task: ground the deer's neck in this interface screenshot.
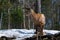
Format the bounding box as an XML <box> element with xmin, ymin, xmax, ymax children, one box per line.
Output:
<box><xmin>30</xmin><ymin>9</ymin><xmax>36</xmax><ymax>17</ymax></box>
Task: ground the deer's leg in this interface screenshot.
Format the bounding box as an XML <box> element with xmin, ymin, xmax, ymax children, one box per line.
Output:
<box><xmin>34</xmin><ymin>25</ymin><xmax>39</xmax><ymax>40</ymax></box>
<box><xmin>39</xmin><ymin>25</ymin><xmax>44</xmax><ymax>36</ymax></box>
<box><xmin>41</xmin><ymin>25</ymin><xmax>44</xmax><ymax>35</ymax></box>
<box><xmin>34</xmin><ymin>25</ymin><xmax>43</xmax><ymax>35</ymax></box>
<box><xmin>34</xmin><ymin>25</ymin><xmax>38</xmax><ymax>34</ymax></box>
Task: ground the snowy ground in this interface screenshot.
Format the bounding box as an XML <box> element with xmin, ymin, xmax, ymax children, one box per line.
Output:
<box><xmin>0</xmin><ymin>29</ymin><xmax>60</xmax><ymax>40</ymax></box>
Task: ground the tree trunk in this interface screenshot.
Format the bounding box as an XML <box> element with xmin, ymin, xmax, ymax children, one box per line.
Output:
<box><xmin>23</xmin><ymin>0</ymin><xmax>26</xmax><ymax>29</ymax></box>
<box><xmin>8</xmin><ymin>8</ymin><xmax>10</xmax><ymax>29</ymax></box>
<box><xmin>0</xmin><ymin>13</ymin><xmax>3</xmax><ymax>29</ymax></box>
<box><xmin>38</xmin><ymin>0</ymin><xmax>41</xmax><ymax>13</ymax></box>
<box><xmin>34</xmin><ymin>0</ymin><xmax>38</xmax><ymax>13</ymax></box>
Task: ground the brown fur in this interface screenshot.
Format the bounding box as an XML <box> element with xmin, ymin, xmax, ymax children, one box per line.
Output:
<box><xmin>30</xmin><ymin>9</ymin><xmax>45</xmax><ymax>36</ymax></box>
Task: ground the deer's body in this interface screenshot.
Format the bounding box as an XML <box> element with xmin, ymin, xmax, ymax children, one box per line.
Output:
<box><xmin>30</xmin><ymin>9</ymin><xmax>45</xmax><ymax>36</ymax></box>
<box><xmin>24</xmin><ymin>8</ymin><xmax>45</xmax><ymax>36</ymax></box>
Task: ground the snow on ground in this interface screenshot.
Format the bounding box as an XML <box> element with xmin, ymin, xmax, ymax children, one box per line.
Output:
<box><xmin>43</xmin><ymin>29</ymin><xmax>60</xmax><ymax>35</ymax></box>
<box><xmin>0</xmin><ymin>29</ymin><xmax>60</xmax><ymax>40</ymax></box>
<box><xmin>0</xmin><ymin>29</ymin><xmax>36</xmax><ymax>38</ymax></box>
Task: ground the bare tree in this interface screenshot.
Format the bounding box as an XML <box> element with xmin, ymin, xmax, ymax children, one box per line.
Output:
<box><xmin>38</xmin><ymin>0</ymin><xmax>41</xmax><ymax>13</ymax></box>
<box><xmin>23</xmin><ymin>0</ymin><xmax>26</xmax><ymax>29</ymax></box>
<box><xmin>8</xmin><ymin>0</ymin><xmax>11</xmax><ymax>29</ymax></box>
<box><xmin>0</xmin><ymin>12</ymin><xmax>3</xmax><ymax>29</ymax></box>
<box><xmin>8</xmin><ymin>8</ymin><xmax>11</xmax><ymax>29</ymax></box>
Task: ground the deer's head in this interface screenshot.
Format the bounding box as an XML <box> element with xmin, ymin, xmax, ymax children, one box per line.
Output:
<box><xmin>24</xmin><ymin>2</ymin><xmax>36</xmax><ymax>10</ymax></box>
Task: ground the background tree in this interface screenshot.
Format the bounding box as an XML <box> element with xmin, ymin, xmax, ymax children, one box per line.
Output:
<box><xmin>0</xmin><ymin>0</ymin><xmax>23</xmax><ymax>29</ymax></box>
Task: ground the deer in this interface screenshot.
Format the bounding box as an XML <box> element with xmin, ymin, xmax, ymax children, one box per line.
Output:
<box><xmin>23</xmin><ymin>3</ymin><xmax>45</xmax><ymax>36</ymax></box>
<box><xmin>31</xmin><ymin>9</ymin><xmax>45</xmax><ymax>35</ymax></box>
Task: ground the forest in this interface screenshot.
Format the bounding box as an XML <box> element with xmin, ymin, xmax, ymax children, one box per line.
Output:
<box><xmin>0</xmin><ymin>0</ymin><xmax>60</xmax><ymax>30</ymax></box>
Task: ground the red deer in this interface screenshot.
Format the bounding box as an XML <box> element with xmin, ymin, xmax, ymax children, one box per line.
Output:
<box><xmin>31</xmin><ymin>9</ymin><xmax>45</xmax><ymax>36</ymax></box>
<box><xmin>24</xmin><ymin>7</ymin><xmax>45</xmax><ymax>36</ymax></box>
